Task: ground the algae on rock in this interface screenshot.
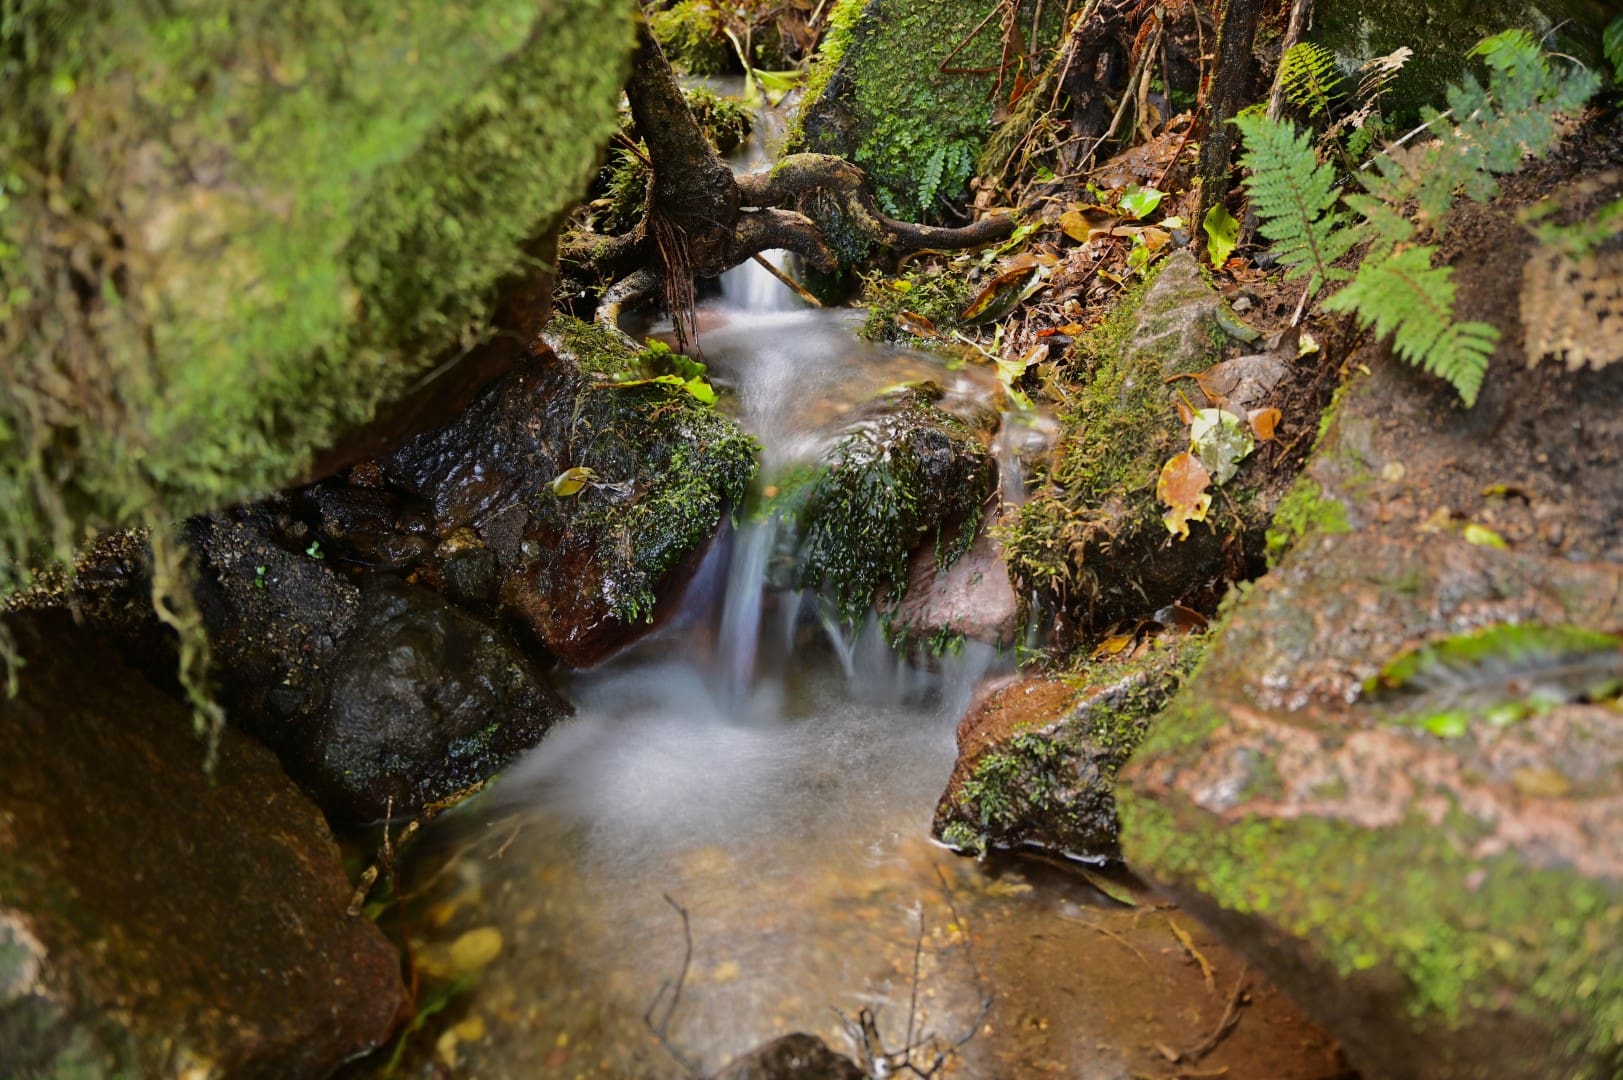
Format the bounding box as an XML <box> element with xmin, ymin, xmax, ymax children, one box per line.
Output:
<box><xmin>0</xmin><ymin>0</ymin><xmax>635</xmax><ymax>596</ymax></box>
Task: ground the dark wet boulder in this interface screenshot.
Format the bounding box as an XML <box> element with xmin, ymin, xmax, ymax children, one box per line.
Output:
<box><xmin>377</xmin><ymin>316</ymin><xmax>758</xmax><ymax>667</ymax></box>
<box><xmin>1003</xmin><ymin>253</ymin><xmax>1282</xmax><ymax>645</ymax></box>
<box><xmin>190</xmin><ymin>511</ymin><xmax>566</xmax><ymax>822</ymax></box>
<box><xmin>0</xmin><ymin>611</ymin><xmax>406</xmax><ymax>1077</ymax></box>
<box><xmin>714</xmin><ymin>1033</ymin><xmax>866</xmax><ymax>1080</ymax></box>
<box><xmin>934</xmin><ymin>640</ymin><xmax>1201</xmax><ymax>858</ymax></box>
<box><xmin>1120</xmin><ymin>336</ymin><xmax>1623</xmax><ymax>1079</ymax></box>
<box><xmin>889</xmin><ymin>525</ymin><xmax>1021</xmax><ymax>652</ymax></box>
<box><xmin>779</xmin><ymin>382</ymin><xmax>998</xmax><ymax>628</ymax></box>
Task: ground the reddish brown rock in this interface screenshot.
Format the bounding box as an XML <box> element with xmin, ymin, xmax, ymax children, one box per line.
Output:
<box><xmin>0</xmin><ymin>611</ymin><xmax>406</xmax><ymax>1077</ymax></box>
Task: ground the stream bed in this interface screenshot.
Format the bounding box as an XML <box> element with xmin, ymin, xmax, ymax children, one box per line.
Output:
<box><xmin>362</xmin><ymin>100</ymin><xmax>1343</xmax><ymax>1080</ymax></box>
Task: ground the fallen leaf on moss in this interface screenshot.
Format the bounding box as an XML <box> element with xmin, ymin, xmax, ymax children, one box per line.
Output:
<box><xmin>896</xmin><ymin>310</ymin><xmax>941</xmax><ymax>340</ymax></box>
<box><xmin>1158</xmin><ymin>452</ymin><xmax>1212</xmax><ymax>540</ymax></box>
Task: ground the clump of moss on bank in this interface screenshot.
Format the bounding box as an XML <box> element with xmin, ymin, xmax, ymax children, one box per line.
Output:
<box><xmin>999</xmin><ymin>256</ymin><xmax>1246</xmax><ymax>633</ymax></box>
<box><xmin>857</xmin><ymin>267</ymin><xmax>975</xmax><ymax>344</ymax></box>
<box><xmin>794</xmin><ymin>0</ymin><xmax>1064</xmax><ymax>219</ymax></box>
<box><xmin>0</xmin><ymin>0</ymin><xmax>635</xmax><ymax>598</ymax></box>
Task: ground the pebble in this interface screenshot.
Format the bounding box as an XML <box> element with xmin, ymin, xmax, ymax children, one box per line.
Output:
<box><xmin>450</xmin><ymin>926</ymin><xmax>504</xmax><ymax>973</ymax></box>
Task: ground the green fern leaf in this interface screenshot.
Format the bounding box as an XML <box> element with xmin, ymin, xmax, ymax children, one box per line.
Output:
<box><xmin>1235</xmin><ymin>113</ymin><xmax>1358</xmax><ymax>296</ymax></box>
<box><xmin>1323</xmin><ymin>246</ymin><xmax>1498</xmax><ymax>405</ymax></box>
<box><xmin>1279</xmin><ymin>42</ymin><xmax>1342</xmax><ymax>118</ymax></box>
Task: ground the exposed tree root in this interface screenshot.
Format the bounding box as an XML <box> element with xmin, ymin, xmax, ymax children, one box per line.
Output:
<box><xmin>564</xmin><ymin>24</ymin><xmax>1016</xmax><ymax>337</ymax></box>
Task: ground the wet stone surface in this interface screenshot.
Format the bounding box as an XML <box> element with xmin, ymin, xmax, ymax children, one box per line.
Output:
<box><xmin>0</xmin><ymin>611</ymin><xmax>405</xmax><ymax>1077</ymax></box>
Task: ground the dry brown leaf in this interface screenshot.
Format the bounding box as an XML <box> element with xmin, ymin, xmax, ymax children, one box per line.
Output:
<box><xmin>1522</xmin><ymin>243</ymin><xmax>1623</xmax><ymax>372</ymax></box>
<box><xmin>1249</xmin><ymin>407</ymin><xmax>1282</xmax><ymax>441</ymax></box>
<box><xmin>1157</xmin><ymin>452</ymin><xmax>1212</xmax><ymax>540</ymax></box>
<box><xmin>895</xmin><ymin>310</ymin><xmax>940</xmax><ymax>340</ymax></box>
<box><xmin>1058</xmin><ymin>207</ymin><xmax>1122</xmax><ymax>244</ymax></box>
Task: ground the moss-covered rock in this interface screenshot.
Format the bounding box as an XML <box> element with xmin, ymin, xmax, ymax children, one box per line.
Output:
<box><xmin>0</xmin><ymin>0</ymin><xmax>636</xmax><ymax>596</ymax></box>
<box><xmin>1120</xmin><ymin>339</ymin><xmax>1623</xmax><ymax>1078</ymax></box>
<box><xmin>933</xmin><ymin>640</ymin><xmax>1203</xmax><ymax>858</ymax></box>
<box><xmin>782</xmin><ymin>382</ymin><xmax>997</xmax><ymax>628</ymax></box>
<box><xmin>647</xmin><ymin>0</ymin><xmax>734</xmax><ymax>76</ymax></box>
<box><xmin>379</xmin><ymin>316</ymin><xmax>758</xmax><ymax>666</ymax></box>
<box><xmin>1001</xmin><ymin>253</ymin><xmax>1270</xmax><ymax>643</ymax></box>
<box><xmin>793</xmin><ymin>0</ymin><xmax>1063</xmax><ymax>220</ymax></box>
<box><xmin>0</xmin><ymin>610</ymin><xmax>406</xmax><ymax>1076</ymax></box>
<box><xmin>1314</xmin><ymin>0</ymin><xmax>1613</xmax><ymax>124</ymax></box>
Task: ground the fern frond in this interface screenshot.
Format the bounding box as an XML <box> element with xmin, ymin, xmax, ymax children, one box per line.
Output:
<box><xmin>1323</xmin><ymin>246</ymin><xmax>1498</xmax><ymax>405</ymax></box>
<box><xmin>1235</xmin><ymin>113</ymin><xmax>1358</xmax><ymax>296</ymax></box>
<box><xmin>1279</xmin><ymin>42</ymin><xmax>1342</xmax><ymax>118</ymax></box>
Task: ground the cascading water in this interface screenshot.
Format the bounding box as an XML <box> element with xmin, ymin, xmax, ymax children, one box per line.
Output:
<box><xmin>372</xmin><ymin>93</ymin><xmax>1332</xmax><ymax>1080</ymax></box>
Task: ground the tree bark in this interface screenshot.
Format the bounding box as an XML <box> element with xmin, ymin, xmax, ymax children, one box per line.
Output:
<box><xmin>1196</xmin><ymin>0</ymin><xmax>1266</xmax><ymax>228</ymax></box>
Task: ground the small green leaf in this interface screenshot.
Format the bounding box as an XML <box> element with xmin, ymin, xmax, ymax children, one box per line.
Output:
<box><xmin>1119</xmin><ymin>184</ymin><xmax>1165</xmax><ymax>220</ymax></box>
<box><xmin>681</xmin><ymin>377</ymin><xmax>716</xmax><ymax>405</ymax></box>
<box><xmin>549</xmin><ymin>466</ymin><xmax>597</xmax><ymax>497</ymax></box>
<box><xmin>1203</xmin><ymin>203</ymin><xmax>1240</xmax><ymax>268</ymax></box>
<box><xmin>1463</xmin><ymin>523</ymin><xmax>1507</xmax><ymax>549</ymax></box>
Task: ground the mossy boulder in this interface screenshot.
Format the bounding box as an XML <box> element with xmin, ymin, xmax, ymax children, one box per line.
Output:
<box><xmin>793</xmin><ymin>0</ymin><xmax>1063</xmax><ymax>220</ymax></box>
<box><xmin>0</xmin><ymin>0</ymin><xmax>636</xmax><ymax>597</ymax></box>
<box><xmin>933</xmin><ymin>640</ymin><xmax>1202</xmax><ymax>858</ymax></box>
<box><xmin>1002</xmin><ymin>253</ymin><xmax>1272</xmax><ymax>644</ymax></box>
<box><xmin>376</xmin><ymin>316</ymin><xmax>758</xmax><ymax>666</ymax></box>
<box><xmin>1120</xmin><ymin>339</ymin><xmax>1623</xmax><ymax>1078</ymax></box>
<box><xmin>779</xmin><ymin>382</ymin><xmax>997</xmax><ymax>628</ymax></box>
<box><xmin>1313</xmin><ymin>0</ymin><xmax>1613</xmax><ymax>124</ymax></box>
<box><xmin>0</xmin><ymin>610</ymin><xmax>406</xmax><ymax>1076</ymax></box>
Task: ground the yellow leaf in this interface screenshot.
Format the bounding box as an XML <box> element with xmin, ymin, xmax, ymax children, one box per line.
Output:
<box><xmin>1157</xmin><ymin>452</ymin><xmax>1212</xmax><ymax>540</ymax></box>
<box><xmin>1463</xmin><ymin>523</ymin><xmax>1508</xmax><ymax>549</ymax></box>
<box><xmin>549</xmin><ymin>466</ymin><xmax>597</xmax><ymax>497</ymax></box>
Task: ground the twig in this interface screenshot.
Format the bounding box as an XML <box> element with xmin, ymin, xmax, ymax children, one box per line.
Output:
<box><xmin>903</xmin><ymin>907</ymin><xmax>925</xmax><ymax>1066</ymax></box>
<box><xmin>1167</xmin><ymin>917</ymin><xmax>1217</xmax><ymax>994</ymax></box>
<box><xmin>751</xmin><ymin>253</ymin><xmax>823</xmax><ymax>306</ymax></box>
<box><xmin>644</xmin><ymin>894</ymin><xmax>704</xmax><ymax>1078</ymax></box>
<box><xmin>1159</xmin><ymin>963</ymin><xmax>1251</xmax><ymax>1064</ymax></box>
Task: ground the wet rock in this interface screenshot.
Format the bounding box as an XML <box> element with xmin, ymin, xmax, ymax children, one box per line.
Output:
<box><xmin>890</xmin><ymin>524</ymin><xmax>1020</xmax><ymax>651</ymax></box>
<box><xmin>1003</xmin><ymin>253</ymin><xmax>1276</xmax><ymax>644</ymax></box>
<box><xmin>0</xmin><ymin>611</ymin><xmax>406</xmax><ymax>1077</ymax></box>
<box><xmin>1120</xmin><ymin>338</ymin><xmax>1623</xmax><ymax>1078</ymax></box>
<box><xmin>714</xmin><ymin>1033</ymin><xmax>866</xmax><ymax>1080</ymax></box>
<box><xmin>782</xmin><ymin>382</ymin><xmax>998</xmax><ymax>627</ymax></box>
<box><xmin>379</xmin><ymin>316</ymin><xmax>757</xmax><ymax>667</ymax></box>
<box><xmin>934</xmin><ymin>641</ymin><xmax>1201</xmax><ymax>858</ymax></box>
<box><xmin>191</xmin><ymin>511</ymin><xmax>566</xmax><ymax>822</ymax></box>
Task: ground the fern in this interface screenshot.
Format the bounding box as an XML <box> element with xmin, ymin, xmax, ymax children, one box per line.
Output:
<box><xmin>1233</xmin><ymin>112</ymin><xmax>1358</xmax><ymax>296</ymax></box>
<box><xmin>1236</xmin><ymin>30</ymin><xmax>1600</xmax><ymax>406</ymax></box>
<box><xmin>1278</xmin><ymin>42</ymin><xmax>1342</xmax><ymax>118</ymax></box>
<box><xmin>1322</xmin><ymin>247</ymin><xmax>1497</xmax><ymax>406</ymax></box>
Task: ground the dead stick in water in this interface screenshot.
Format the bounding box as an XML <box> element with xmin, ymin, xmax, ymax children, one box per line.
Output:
<box><xmin>751</xmin><ymin>253</ymin><xmax>823</xmax><ymax>307</ymax></box>
<box><xmin>1159</xmin><ymin>963</ymin><xmax>1251</xmax><ymax>1064</ymax></box>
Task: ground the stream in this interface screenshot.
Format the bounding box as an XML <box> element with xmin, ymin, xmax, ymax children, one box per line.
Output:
<box><xmin>369</xmin><ymin>99</ymin><xmax>1342</xmax><ymax>1080</ymax></box>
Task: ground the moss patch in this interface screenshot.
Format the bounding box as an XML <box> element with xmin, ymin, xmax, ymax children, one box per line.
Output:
<box><xmin>791</xmin><ymin>383</ymin><xmax>994</xmax><ymax>626</ymax></box>
<box><xmin>794</xmin><ymin>0</ymin><xmax>1064</xmax><ymax>219</ymax></box>
<box><xmin>857</xmin><ymin>266</ymin><xmax>976</xmax><ymax>344</ymax></box>
<box><xmin>1121</xmin><ymin>791</ymin><xmax>1623</xmax><ymax>1076</ymax></box>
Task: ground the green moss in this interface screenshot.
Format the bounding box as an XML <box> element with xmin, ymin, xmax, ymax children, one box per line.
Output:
<box><xmin>648</xmin><ymin>0</ymin><xmax>733</xmax><ymax>76</ymax></box>
<box><xmin>1120</xmin><ymin>794</ymin><xmax>1623</xmax><ymax>1075</ymax></box>
<box><xmin>857</xmin><ymin>266</ymin><xmax>975</xmax><ymax>344</ymax></box>
<box><xmin>1265</xmin><ymin>473</ymin><xmax>1352</xmax><ymax>564</ymax></box>
<box><xmin>1001</xmin><ymin>263</ymin><xmax>1227</xmax><ymax>605</ymax></box>
<box><xmin>794</xmin><ymin>0</ymin><xmax>1063</xmax><ymax>218</ymax></box>
<box><xmin>0</xmin><ymin>0</ymin><xmax>634</xmax><ymax>598</ymax></box>
<box><xmin>791</xmin><ymin>384</ymin><xmax>992</xmax><ymax>626</ymax></box>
